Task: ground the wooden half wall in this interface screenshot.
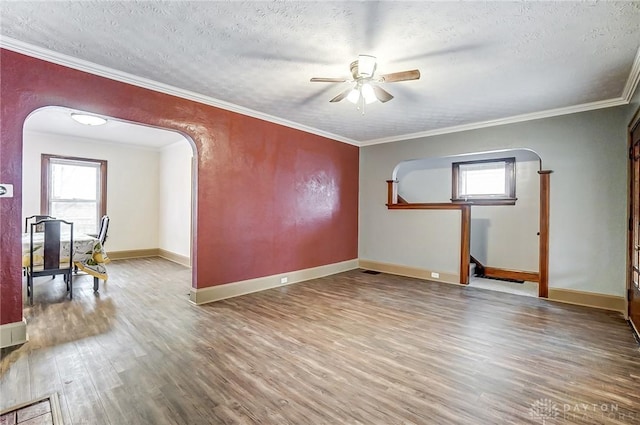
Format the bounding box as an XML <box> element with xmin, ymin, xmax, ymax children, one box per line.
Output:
<box><xmin>386</xmin><ymin>180</ymin><xmax>471</xmax><ymax>285</ymax></box>
<box><xmin>386</xmin><ymin>171</ymin><xmax>551</xmax><ymax>296</ymax></box>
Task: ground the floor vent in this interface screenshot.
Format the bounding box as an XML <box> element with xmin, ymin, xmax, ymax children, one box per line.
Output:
<box><xmin>0</xmin><ymin>393</ymin><xmax>63</xmax><ymax>425</ymax></box>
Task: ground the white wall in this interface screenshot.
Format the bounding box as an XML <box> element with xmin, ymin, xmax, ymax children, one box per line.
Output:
<box><xmin>470</xmin><ymin>161</ymin><xmax>539</xmax><ymax>271</ymax></box>
<box><xmin>399</xmin><ymin>163</ymin><xmax>450</xmax><ymax>202</ymax></box>
<box><xmin>396</xmin><ymin>153</ymin><xmax>540</xmax><ymax>271</ymax></box>
<box><xmin>360</xmin><ymin>104</ymin><xmax>630</xmax><ymax>296</ymax></box>
<box><xmin>363</xmin><ymin>209</ymin><xmax>462</xmax><ymax>277</ymax></box>
<box><xmin>22</xmin><ymin>131</ymin><xmax>160</xmax><ymax>252</ymax></box>
<box><xmin>158</xmin><ymin>141</ymin><xmax>193</xmax><ymax>259</ymax></box>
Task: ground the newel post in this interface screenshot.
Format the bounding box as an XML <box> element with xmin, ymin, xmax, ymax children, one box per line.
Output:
<box><xmin>538</xmin><ymin>170</ymin><xmax>552</xmax><ymax>298</ymax></box>
<box><xmin>386</xmin><ymin>180</ymin><xmax>398</xmax><ymax>205</ymax></box>
<box><xmin>459</xmin><ymin>204</ymin><xmax>471</xmax><ymax>285</ymax></box>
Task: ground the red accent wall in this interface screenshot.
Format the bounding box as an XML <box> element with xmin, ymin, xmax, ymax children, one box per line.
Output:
<box><xmin>0</xmin><ymin>49</ymin><xmax>359</xmax><ymax>325</ymax></box>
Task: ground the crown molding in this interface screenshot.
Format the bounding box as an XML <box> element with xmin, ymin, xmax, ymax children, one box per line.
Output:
<box><xmin>360</xmin><ymin>97</ymin><xmax>630</xmax><ymax>147</ymax></box>
<box><xmin>2</xmin><ymin>37</ymin><xmax>638</xmax><ymax>149</ymax></box>
<box><xmin>622</xmin><ymin>47</ymin><xmax>640</xmax><ymax>102</ymax></box>
<box><xmin>0</xmin><ymin>36</ymin><xmax>359</xmax><ymax>147</ymax></box>
<box><xmin>362</xmin><ymin>46</ymin><xmax>640</xmax><ymax>146</ymax></box>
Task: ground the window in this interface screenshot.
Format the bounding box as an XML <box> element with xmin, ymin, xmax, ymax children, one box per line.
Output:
<box><xmin>452</xmin><ymin>157</ymin><xmax>516</xmax><ymax>204</ymax></box>
<box><xmin>42</xmin><ymin>155</ymin><xmax>107</xmax><ymax>234</ymax></box>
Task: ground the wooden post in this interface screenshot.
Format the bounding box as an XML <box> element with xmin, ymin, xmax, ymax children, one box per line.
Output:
<box><xmin>460</xmin><ymin>204</ymin><xmax>471</xmax><ymax>285</ymax></box>
<box><xmin>386</xmin><ymin>180</ymin><xmax>398</xmax><ymax>205</ymax></box>
<box><xmin>538</xmin><ymin>170</ymin><xmax>552</xmax><ymax>298</ymax></box>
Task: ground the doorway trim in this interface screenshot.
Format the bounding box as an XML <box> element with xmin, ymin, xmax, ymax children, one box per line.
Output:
<box><xmin>626</xmin><ymin>105</ymin><xmax>640</xmax><ymax>335</ymax></box>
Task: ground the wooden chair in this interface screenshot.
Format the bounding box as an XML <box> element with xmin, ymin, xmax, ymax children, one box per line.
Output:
<box><xmin>92</xmin><ymin>215</ymin><xmax>109</xmax><ymax>290</ymax></box>
<box><xmin>90</xmin><ymin>215</ymin><xmax>110</xmax><ymax>246</ymax></box>
<box><xmin>24</xmin><ymin>214</ymin><xmax>56</xmax><ymax>233</ymax></box>
<box><xmin>23</xmin><ymin>215</ymin><xmax>56</xmax><ymax>277</ymax></box>
<box><xmin>77</xmin><ymin>215</ymin><xmax>109</xmax><ymax>291</ymax></box>
<box><xmin>25</xmin><ymin>219</ymin><xmax>74</xmax><ymax>305</ymax></box>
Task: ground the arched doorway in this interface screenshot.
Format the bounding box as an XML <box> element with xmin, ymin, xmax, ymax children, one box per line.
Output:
<box><xmin>22</xmin><ymin>106</ymin><xmax>197</xmax><ymax>299</ymax></box>
<box><xmin>389</xmin><ymin>148</ymin><xmax>549</xmax><ymax>297</ymax></box>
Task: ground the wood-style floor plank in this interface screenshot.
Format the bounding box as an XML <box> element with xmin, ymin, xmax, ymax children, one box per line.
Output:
<box><xmin>1</xmin><ymin>258</ymin><xmax>640</xmax><ymax>424</ymax></box>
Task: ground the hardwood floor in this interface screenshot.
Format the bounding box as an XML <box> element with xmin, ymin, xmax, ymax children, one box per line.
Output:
<box><xmin>1</xmin><ymin>258</ymin><xmax>639</xmax><ymax>424</ymax></box>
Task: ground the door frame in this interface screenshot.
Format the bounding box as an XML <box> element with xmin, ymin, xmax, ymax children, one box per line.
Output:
<box><xmin>627</xmin><ymin>106</ymin><xmax>640</xmax><ymax>333</ymax></box>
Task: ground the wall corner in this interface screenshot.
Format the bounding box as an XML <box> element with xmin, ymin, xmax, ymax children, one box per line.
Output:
<box><xmin>0</xmin><ymin>318</ymin><xmax>28</xmax><ymax>349</ymax></box>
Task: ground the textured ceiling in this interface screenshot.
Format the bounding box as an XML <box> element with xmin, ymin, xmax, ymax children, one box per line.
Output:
<box><xmin>1</xmin><ymin>1</ymin><xmax>640</xmax><ymax>145</ymax></box>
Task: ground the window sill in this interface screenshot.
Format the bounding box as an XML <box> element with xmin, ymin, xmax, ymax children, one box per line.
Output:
<box><xmin>451</xmin><ymin>198</ymin><xmax>517</xmax><ymax>206</ymax></box>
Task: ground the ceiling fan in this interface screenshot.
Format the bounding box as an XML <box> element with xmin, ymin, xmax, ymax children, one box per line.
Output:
<box><xmin>310</xmin><ymin>54</ymin><xmax>420</xmax><ymax>113</ymax></box>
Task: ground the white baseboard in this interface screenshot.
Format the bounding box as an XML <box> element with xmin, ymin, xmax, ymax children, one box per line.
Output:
<box><xmin>358</xmin><ymin>259</ymin><xmax>461</xmax><ymax>285</ymax></box>
<box><xmin>189</xmin><ymin>259</ymin><xmax>359</xmax><ymax>305</ymax></box>
<box><xmin>0</xmin><ymin>318</ymin><xmax>27</xmax><ymax>349</ymax></box>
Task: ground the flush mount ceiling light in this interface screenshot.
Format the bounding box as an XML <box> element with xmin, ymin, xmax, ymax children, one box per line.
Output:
<box><xmin>70</xmin><ymin>113</ymin><xmax>107</xmax><ymax>126</ymax></box>
<box><xmin>310</xmin><ymin>54</ymin><xmax>420</xmax><ymax>114</ymax></box>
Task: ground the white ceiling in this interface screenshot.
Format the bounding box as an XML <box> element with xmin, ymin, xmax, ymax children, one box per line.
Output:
<box><xmin>25</xmin><ymin>107</ymin><xmax>186</xmax><ymax>150</ymax></box>
<box><xmin>2</xmin><ymin>1</ymin><xmax>640</xmax><ymax>146</ymax></box>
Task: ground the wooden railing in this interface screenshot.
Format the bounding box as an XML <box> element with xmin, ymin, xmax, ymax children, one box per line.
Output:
<box><xmin>385</xmin><ymin>173</ymin><xmax>552</xmax><ymax>296</ymax></box>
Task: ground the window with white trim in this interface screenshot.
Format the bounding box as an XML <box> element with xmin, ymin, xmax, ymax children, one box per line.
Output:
<box><xmin>42</xmin><ymin>155</ymin><xmax>107</xmax><ymax>234</ymax></box>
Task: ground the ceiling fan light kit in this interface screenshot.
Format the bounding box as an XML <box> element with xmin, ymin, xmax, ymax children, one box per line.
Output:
<box><xmin>347</xmin><ymin>87</ymin><xmax>361</xmax><ymax>104</ymax></box>
<box><xmin>347</xmin><ymin>82</ymin><xmax>377</xmax><ymax>104</ymax></box>
<box><xmin>310</xmin><ymin>54</ymin><xmax>420</xmax><ymax>114</ymax></box>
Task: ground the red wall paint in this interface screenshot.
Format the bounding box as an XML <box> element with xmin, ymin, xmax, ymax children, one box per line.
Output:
<box><xmin>0</xmin><ymin>49</ymin><xmax>359</xmax><ymax>325</ymax></box>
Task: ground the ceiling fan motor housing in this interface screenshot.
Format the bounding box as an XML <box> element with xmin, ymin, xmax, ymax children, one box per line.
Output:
<box><xmin>351</xmin><ymin>58</ymin><xmax>377</xmax><ymax>80</ymax></box>
<box><xmin>350</xmin><ymin>60</ymin><xmax>360</xmax><ymax>79</ymax></box>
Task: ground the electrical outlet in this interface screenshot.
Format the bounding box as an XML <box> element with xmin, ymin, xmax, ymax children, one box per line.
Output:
<box><xmin>0</xmin><ymin>184</ymin><xmax>13</xmax><ymax>198</ymax></box>
<box><xmin>280</xmin><ymin>277</ymin><xmax>288</xmax><ymax>284</ymax></box>
<box><xmin>431</xmin><ymin>272</ymin><xmax>440</xmax><ymax>279</ymax></box>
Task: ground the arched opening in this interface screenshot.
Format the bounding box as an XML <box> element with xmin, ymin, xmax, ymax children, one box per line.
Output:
<box><xmin>391</xmin><ymin>148</ymin><xmax>546</xmax><ymax>297</ymax></box>
<box><xmin>1</xmin><ymin>50</ymin><xmax>360</xmax><ymax>344</ymax></box>
<box><xmin>21</xmin><ymin>106</ymin><xmax>197</xmax><ymax>302</ymax></box>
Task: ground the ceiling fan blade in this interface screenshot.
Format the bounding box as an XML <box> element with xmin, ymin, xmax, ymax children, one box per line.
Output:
<box><xmin>373</xmin><ymin>86</ymin><xmax>394</xmax><ymax>103</ymax></box>
<box><xmin>297</xmin><ymin>84</ymin><xmax>340</xmax><ymax>106</ymax></box>
<box><xmin>310</xmin><ymin>77</ymin><xmax>348</xmax><ymax>83</ymax></box>
<box><xmin>329</xmin><ymin>88</ymin><xmax>352</xmax><ymax>103</ymax></box>
<box><xmin>393</xmin><ymin>43</ymin><xmax>482</xmax><ymax>63</ymax></box>
<box><xmin>379</xmin><ymin>70</ymin><xmax>421</xmax><ymax>83</ymax></box>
